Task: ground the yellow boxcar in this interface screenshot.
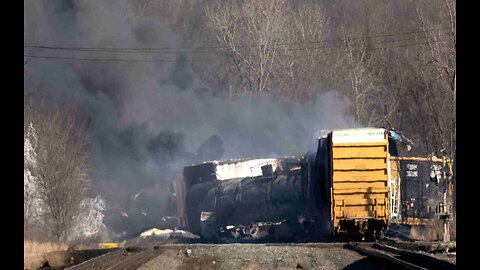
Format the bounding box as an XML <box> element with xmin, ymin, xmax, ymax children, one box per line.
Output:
<box><xmin>329</xmin><ymin>128</ymin><xmax>390</xmax><ymax>240</ymax></box>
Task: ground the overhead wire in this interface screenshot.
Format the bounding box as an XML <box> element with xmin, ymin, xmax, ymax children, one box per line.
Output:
<box><xmin>24</xmin><ymin>26</ymin><xmax>451</xmax><ymax>53</ymax></box>
<box><xmin>24</xmin><ymin>30</ymin><xmax>453</xmax><ymax>63</ymax></box>
<box><xmin>22</xmin><ymin>54</ymin><xmax>213</xmax><ymax>62</ymax></box>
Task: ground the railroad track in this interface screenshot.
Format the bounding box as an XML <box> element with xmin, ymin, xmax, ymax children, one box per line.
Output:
<box><xmin>265</xmin><ymin>242</ymin><xmax>348</xmax><ymax>249</ymax></box>
<box><xmin>346</xmin><ymin>242</ymin><xmax>456</xmax><ymax>270</ymax></box>
<box><xmin>65</xmin><ymin>246</ymin><xmax>161</xmax><ymax>270</ymax></box>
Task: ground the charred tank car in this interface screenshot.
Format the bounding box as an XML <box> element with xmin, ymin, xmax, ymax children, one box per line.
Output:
<box><xmin>179</xmin><ymin>156</ymin><xmax>329</xmax><ymax>242</ymax></box>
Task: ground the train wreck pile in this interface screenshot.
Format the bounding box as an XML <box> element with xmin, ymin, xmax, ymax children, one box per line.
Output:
<box><xmin>175</xmin><ymin>128</ymin><xmax>456</xmax><ymax>244</ymax></box>
<box><xmin>28</xmin><ymin>128</ymin><xmax>455</xmax><ymax>270</ymax></box>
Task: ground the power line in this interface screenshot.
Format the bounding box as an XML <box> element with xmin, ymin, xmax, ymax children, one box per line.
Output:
<box><xmin>25</xmin><ymin>46</ymin><xmax>224</xmax><ymax>54</ymax></box>
<box><xmin>24</xmin><ymin>37</ymin><xmax>451</xmax><ymax>63</ymax></box>
<box><xmin>24</xmin><ymin>27</ymin><xmax>451</xmax><ymax>53</ymax></box>
<box><xmin>23</xmin><ymin>33</ymin><xmax>452</xmax><ymax>60</ymax></box>
<box><xmin>23</xmin><ymin>55</ymin><xmax>212</xmax><ymax>62</ymax></box>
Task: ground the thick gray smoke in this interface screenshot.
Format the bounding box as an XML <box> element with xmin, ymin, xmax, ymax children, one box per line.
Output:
<box><xmin>24</xmin><ymin>0</ymin><xmax>358</xmax><ymax>239</ymax></box>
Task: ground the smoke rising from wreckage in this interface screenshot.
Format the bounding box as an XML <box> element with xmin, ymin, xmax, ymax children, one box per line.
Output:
<box><xmin>24</xmin><ymin>1</ymin><xmax>455</xmax><ymax>246</ymax></box>
<box><xmin>24</xmin><ymin>0</ymin><xmax>356</xmax><ymax>240</ymax></box>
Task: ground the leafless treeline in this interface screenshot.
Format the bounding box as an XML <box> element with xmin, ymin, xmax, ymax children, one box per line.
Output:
<box><xmin>24</xmin><ymin>96</ymin><xmax>91</xmax><ymax>241</ymax></box>
<box><xmin>136</xmin><ymin>0</ymin><xmax>455</xmax><ymax>157</ymax></box>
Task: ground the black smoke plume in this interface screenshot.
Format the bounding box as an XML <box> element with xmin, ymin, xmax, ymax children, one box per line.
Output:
<box><xmin>24</xmin><ymin>0</ymin><xmax>357</xmax><ymax>239</ymax></box>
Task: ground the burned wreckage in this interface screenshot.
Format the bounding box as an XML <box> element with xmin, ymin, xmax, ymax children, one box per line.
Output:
<box><xmin>177</xmin><ymin>157</ymin><xmax>321</xmax><ymax>242</ymax></box>
<box><xmin>175</xmin><ymin>128</ymin><xmax>454</xmax><ymax>242</ymax></box>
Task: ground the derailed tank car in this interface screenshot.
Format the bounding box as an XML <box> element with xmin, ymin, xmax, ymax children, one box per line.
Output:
<box><xmin>176</xmin><ymin>158</ymin><xmax>284</xmax><ymax>231</ymax></box>
<box><xmin>178</xmin><ymin>156</ymin><xmax>327</xmax><ymax>242</ymax></box>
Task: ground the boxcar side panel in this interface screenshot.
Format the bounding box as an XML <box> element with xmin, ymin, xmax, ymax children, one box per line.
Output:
<box><xmin>330</xmin><ymin>129</ymin><xmax>390</xmax><ymax>236</ymax></box>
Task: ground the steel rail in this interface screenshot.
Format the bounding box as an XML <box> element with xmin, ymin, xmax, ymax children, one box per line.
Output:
<box><xmin>64</xmin><ymin>248</ymin><xmax>125</xmax><ymax>270</ymax></box>
<box><xmin>373</xmin><ymin>243</ymin><xmax>456</xmax><ymax>270</ymax></box>
<box><xmin>106</xmin><ymin>246</ymin><xmax>158</xmax><ymax>270</ymax></box>
<box><xmin>346</xmin><ymin>242</ymin><xmax>428</xmax><ymax>270</ymax></box>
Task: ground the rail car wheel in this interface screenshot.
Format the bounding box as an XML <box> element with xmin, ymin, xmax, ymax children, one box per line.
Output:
<box><xmin>363</xmin><ymin>229</ymin><xmax>375</xmax><ymax>242</ymax></box>
<box><xmin>359</xmin><ymin>232</ymin><xmax>367</xmax><ymax>242</ymax></box>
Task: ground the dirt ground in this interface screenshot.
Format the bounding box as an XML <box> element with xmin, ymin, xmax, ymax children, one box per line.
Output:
<box><xmin>24</xmin><ymin>242</ymin><xmax>456</xmax><ymax>270</ymax></box>
<box><xmin>24</xmin><ymin>228</ymin><xmax>456</xmax><ymax>270</ymax></box>
<box><xmin>136</xmin><ymin>244</ymin><xmax>400</xmax><ymax>270</ymax></box>
<box><xmin>24</xmin><ymin>249</ymin><xmax>115</xmax><ymax>270</ymax></box>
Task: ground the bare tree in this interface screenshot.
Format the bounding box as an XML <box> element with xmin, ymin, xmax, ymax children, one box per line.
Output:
<box><xmin>321</xmin><ymin>0</ymin><xmax>395</xmax><ymax>126</ymax></box>
<box><xmin>205</xmin><ymin>0</ymin><xmax>328</xmax><ymax>100</ymax></box>
<box><xmin>415</xmin><ymin>0</ymin><xmax>456</xmax><ymax>157</ymax></box>
<box><xmin>274</xmin><ymin>1</ymin><xmax>329</xmax><ymax>101</ymax></box>
<box><xmin>24</xmin><ymin>98</ymin><xmax>38</xmax><ymax>235</ymax></box>
<box><xmin>205</xmin><ymin>0</ymin><xmax>277</xmax><ymax>94</ymax></box>
<box><xmin>124</xmin><ymin>0</ymin><xmax>455</xmax><ymax>156</ymax></box>
<box><xmin>26</xmin><ymin>108</ymin><xmax>90</xmax><ymax>241</ymax></box>
<box><xmin>382</xmin><ymin>0</ymin><xmax>455</xmax><ymax>156</ymax></box>
<box><xmin>24</xmin><ymin>96</ymin><xmax>43</xmax><ymax>236</ymax></box>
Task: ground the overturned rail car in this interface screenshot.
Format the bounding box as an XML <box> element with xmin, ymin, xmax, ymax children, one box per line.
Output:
<box><xmin>177</xmin><ymin>156</ymin><xmax>327</xmax><ymax>242</ymax></box>
<box><xmin>177</xmin><ymin>128</ymin><xmax>401</xmax><ymax>242</ymax></box>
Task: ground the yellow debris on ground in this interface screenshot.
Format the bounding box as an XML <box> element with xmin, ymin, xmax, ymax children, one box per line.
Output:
<box><xmin>98</xmin><ymin>242</ymin><xmax>119</xmax><ymax>249</ymax></box>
